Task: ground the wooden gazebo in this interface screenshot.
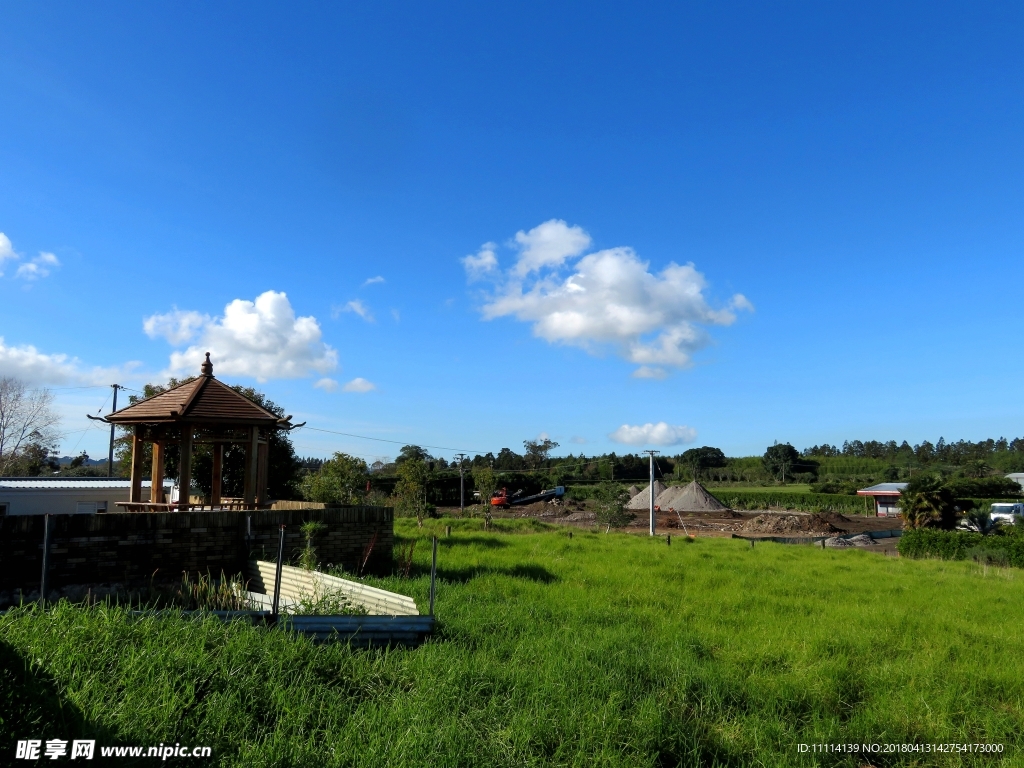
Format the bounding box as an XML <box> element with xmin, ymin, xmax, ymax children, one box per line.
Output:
<box><xmin>103</xmin><ymin>353</ymin><xmax>297</xmax><ymax>511</ymax></box>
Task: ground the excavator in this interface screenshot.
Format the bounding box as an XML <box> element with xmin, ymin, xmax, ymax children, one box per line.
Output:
<box><xmin>490</xmin><ymin>486</ymin><xmax>565</xmax><ymax>509</ymax></box>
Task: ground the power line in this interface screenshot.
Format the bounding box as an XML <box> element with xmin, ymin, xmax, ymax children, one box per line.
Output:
<box><xmin>295</xmin><ymin>425</ymin><xmax>487</xmax><ymax>454</ymax></box>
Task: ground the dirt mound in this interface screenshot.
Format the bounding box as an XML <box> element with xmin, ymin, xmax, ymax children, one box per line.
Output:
<box><xmin>658</xmin><ymin>481</ymin><xmax>730</xmax><ymax>513</ymax></box>
<box><xmin>627</xmin><ymin>480</ymin><xmax>668</xmax><ymax>510</ymax></box>
<box><xmin>627</xmin><ymin>485</ymin><xmax>641</xmax><ymax>498</ymax></box>
<box><xmin>560</xmin><ymin>511</ymin><xmax>596</xmax><ymax>522</ymax></box>
<box><xmin>742</xmin><ymin>513</ymin><xmax>843</xmax><ymax>535</ymax></box>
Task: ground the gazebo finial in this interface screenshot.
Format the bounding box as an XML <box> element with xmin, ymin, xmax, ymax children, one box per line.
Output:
<box><xmin>201</xmin><ymin>352</ymin><xmax>213</xmax><ymax>377</ymax></box>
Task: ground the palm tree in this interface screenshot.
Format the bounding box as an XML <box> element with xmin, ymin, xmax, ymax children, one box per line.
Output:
<box><xmin>964</xmin><ymin>509</ymin><xmax>997</xmax><ymax>535</ymax></box>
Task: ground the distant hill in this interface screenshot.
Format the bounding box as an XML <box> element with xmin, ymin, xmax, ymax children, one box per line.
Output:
<box><xmin>56</xmin><ymin>455</ymin><xmax>107</xmax><ymax>467</ymax></box>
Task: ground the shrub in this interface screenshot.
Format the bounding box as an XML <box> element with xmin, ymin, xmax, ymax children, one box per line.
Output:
<box><xmin>898</xmin><ymin>528</ymin><xmax>1024</xmax><ymax>567</ymax></box>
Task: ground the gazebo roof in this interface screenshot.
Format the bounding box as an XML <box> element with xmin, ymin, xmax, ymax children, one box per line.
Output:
<box><xmin>106</xmin><ymin>354</ymin><xmax>284</xmax><ymax>426</ymax></box>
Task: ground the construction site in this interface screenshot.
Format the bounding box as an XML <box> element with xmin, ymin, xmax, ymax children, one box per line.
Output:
<box><xmin>475</xmin><ymin>479</ymin><xmax>905</xmax><ymax>552</ymax></box>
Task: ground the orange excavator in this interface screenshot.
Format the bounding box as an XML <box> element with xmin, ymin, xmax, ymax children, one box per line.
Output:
<box><xmin>490</xmin><ymin>486</ymin><xmax>565</xmax><ymax>509</ymax></box>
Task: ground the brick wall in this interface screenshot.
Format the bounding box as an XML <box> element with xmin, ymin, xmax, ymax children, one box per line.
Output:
<box><xmin>0</xmin><ymin>506</ymin><xmax>392</xmax><ymax>593</ymax></box>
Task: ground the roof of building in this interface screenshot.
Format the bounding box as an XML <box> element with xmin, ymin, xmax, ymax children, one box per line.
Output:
<box><xmin>0</xmin><ymin>478</ymin><xmax>174</xmax><ymax>490</ymax></box>
<box><xmin>857</xmin><ymin>482</ymin><xmax>908</xmax><ymax>496</ymax></box>
<box><xmin>1006</xmin><ymin>473</ymin><xmax>1024</xmax><ymax>480</ymax></box>
<box><xmin>106</xmin><ymin>354</ymin><xmax>283</xmax><ymax>426</ymax></box>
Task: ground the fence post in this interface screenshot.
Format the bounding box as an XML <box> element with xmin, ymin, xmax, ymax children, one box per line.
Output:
<box><xmin>666</xmin><ymin>534</ymin><xmax>671</xmax><ymax>546</ymax></box>
<box><xmin>445</xmin><ymin>525</ymin><xmax>451</xmax><ymax>537</ymax></box>
<box><xmin>429</xmin><ymin>535</ymin><xmax>438</xmax><ymax>616</ymax></box>
<box><xmin>40</xmin><ymin>514</ymin><xmax>52</xmax><ymax>605</ymax></box>
<box><xmin>272</xmin><ymin>524</ymin><xmax>285</xmax><ymax>618</ymax></box>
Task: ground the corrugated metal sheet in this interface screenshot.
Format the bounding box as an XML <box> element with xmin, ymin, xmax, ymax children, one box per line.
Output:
<box><xmin>0</xmin><ymin>479</ymin><xmax>174</xmax><ymax>490</ymax></box>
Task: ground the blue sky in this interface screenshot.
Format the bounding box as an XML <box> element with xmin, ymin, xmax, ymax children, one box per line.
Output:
<box><xmin>1</xmin><ymin>2</ymin><xmax>1022</xmax><ymax>463</ymax></box>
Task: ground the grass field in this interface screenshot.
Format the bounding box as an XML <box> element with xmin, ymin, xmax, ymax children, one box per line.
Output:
<box><xmin>705</xmin><ymin>484</ymin><xmax>814</xmax><ymax>493</ymax></box>
<box><xmin>3</xmin><ymin>518</ymin><xmax>1024</xmax><ymax>767</ymax></box>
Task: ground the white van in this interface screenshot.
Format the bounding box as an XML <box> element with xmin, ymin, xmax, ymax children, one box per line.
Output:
<box><xmin>990</xmin><ymin>503</ymin><xmax>1024</xmax><ymax>524</ymax></box>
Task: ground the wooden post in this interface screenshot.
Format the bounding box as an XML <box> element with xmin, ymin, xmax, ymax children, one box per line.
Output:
<box><xmin>211</xmin><ymin>443</ymin><xmax>223</xmax><ymax>506</ymax></box>
<box><xmin>129</xmin><ymin>425</ymin><xmax>145</xmax><ymax>503</ymax></box>
<box><xmin>429</xmin><ymin>536</ymin><xmax>438</xmax><ymax>616</ymax></box>
<box><xmin>150</xmin><ymin>439</ymin><xmax>165</xmax><ymax>504</ymax></box>
<box><xmin>40</xmin><ymin>514</ymin><xmax>51</xmax><ymax>605</ymax></box>
<box><xmin>256</xmin><ymin>440</ymin><xmax>269</xmax><ymax>507</ymax></box>
<box><xmin>243</xmin><ymin>426</ymin><xmax>259</xmax><ymax>506</ymax></box>
<box><xmin>178</xmin><ymin>427</ymin><xmax>193</xmax><ymax>511</ymax></box>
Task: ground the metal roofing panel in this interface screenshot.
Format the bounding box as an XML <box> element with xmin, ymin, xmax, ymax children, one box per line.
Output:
<box><xmin>0</xmin><ymin>479</ymin><xmax>174</xmax><ymax>489</ymax></box>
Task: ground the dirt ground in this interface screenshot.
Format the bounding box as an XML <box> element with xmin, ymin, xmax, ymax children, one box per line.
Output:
<box><xmin>441</xmin><ymin>501</ymin><xmax>903</xmax><ymax>541</ymax></box>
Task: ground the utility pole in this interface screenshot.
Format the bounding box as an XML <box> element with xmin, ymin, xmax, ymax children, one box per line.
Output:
<box><xmin>454</xmin><ymin>453</ymin><xmax>468</xmax><ymax>516</ymax></box>
<box><xmin>644</xmin><ymin>450</ymin><xmax>660</xmax><ymax>536</ymax></box>
<box><xmin>107</xmin><ymin>384</ymin><xmax>120</xmax><ymax>478</ymax></box>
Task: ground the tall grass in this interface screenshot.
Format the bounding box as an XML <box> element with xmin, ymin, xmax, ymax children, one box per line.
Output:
<box><xmin>2</xmin><ymin>518</ymin><xmax>1023</xmax><ymax>766</ymax></box>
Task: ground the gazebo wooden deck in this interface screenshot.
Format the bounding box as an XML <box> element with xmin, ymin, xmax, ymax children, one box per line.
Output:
<box><xmin>103</xmin><ymin>354</ymin><xmax>298</xmax><ymax>511</ymax></box>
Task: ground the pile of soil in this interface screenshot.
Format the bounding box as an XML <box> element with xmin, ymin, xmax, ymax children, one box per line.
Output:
<box><xmin>825</xmin><ymin>534</ymin><xmax>874</xmax><ymax>548</ymax></box>
<box><xmin>742</xmin><ymin>513</ymin><xmax>844</xmax><ymax>535</ymax></box>
<box><xmin>559</xmin><ymin>511</ymin><xmax>596</xmax><ymax>522</ymax></box>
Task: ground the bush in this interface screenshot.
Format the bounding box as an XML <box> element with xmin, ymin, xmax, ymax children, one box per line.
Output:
<box><xmin>898</xmin><ymin>528</ymin><xmax>1024</xmax><ymax>567</ymax></box>
<box><xmin>723</xmin><ymin>490</ymin><xmax>868</xmax><ymax>515</ymax></box>
<box><xmin>944</xmin><ymin>476</ymin><xmax>1023</xmax><ymax>499</ymax></box>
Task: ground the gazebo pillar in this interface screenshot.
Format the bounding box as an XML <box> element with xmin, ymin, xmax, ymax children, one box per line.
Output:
<box><xmin>256</xmin><ymin>441</ymin><xmax>269</xmax><ymax>506</ymax></box>
<box><xmin>178</xmin><ymin>427</ymin><xmax>193</xmax><ymax>511</ymax></box>
<box><xmin>211</xmin><ymin>443</ymin><xmax>223</xmax><ymax>506</ymax></box>
<box><xmin>243</xmin><ymin>426</ymin><xmax>259</xmax><ymax>506</ymax></box>
<box><xmin>150</xmin><ymin>438</ymin><xmax>165</xmax><ymax>504</ymax></box>
<box><xmin>129</xmin><ymin>425</ymin><xmax>145</xmax><ymax>503</ymax></box>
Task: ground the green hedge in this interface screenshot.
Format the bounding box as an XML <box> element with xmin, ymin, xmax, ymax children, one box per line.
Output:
<box><xmin>718</xmin><ymin>490</ymin><xmax>870</xmax><ymax>514</ymax></box>
<box><xmin>898</xmin><ymin>528</ymin><xmax>1024</xmax><ymax>567</ymax></box>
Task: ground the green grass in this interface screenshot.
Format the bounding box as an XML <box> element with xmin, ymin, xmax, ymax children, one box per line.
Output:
<box><xmin>3</xmin><ymin>517</ymin><xmax>1024</xmax><ymax>767</ymax></box>
<box><xmin>704</xmin><ymin>483</ymin><xmax>814</xmax><ymax>493</ymax></box>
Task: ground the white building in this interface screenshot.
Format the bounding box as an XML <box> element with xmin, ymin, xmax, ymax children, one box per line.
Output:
<box><xmin>1006</xmin><ymin>473</ymin><xmax>1024</xmax><ymax>492</ymax></box>
<box><xmin>0</xmin><ymin>477</ymin><xmax>172</xmax><ymax>516</ymax></box>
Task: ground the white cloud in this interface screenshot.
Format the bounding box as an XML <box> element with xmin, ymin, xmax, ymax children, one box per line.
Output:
<box><xmin>0</xmin><ymin>336</ymin><xmax>137</xmax><ymax>386</ymax></box>
<box><xmin>363</xmin><ymin>276</ymin><xmax>385</xmax><ymax>287</ymax></box>
<box><xmin>155</xmin><ymin>290</ymin><xmax>338</xmax><ymax>382</ymax></box>
<box><xmin>143</xmin><ymin>308</ymin><xmax>210</xmax><ymax>345</ymax></box>
<box><xmin>632</xmin><ymin>366</ymin><xmax>668</xmax><ymax>380</ymax></box>
<box><xmin>730</xmin><ymin>293</ymin><xmax>755</xmax><ymax>312</ymax></box>
<box><xmin>461</xmin><ymin>242</ymin><xmax>499</xmax><ymax>281</ymax></box>
<box><xmin>314</xmin><ymin>377</ymin><xmax>339</xmax><ymax>393</ymax></box>
<box><xmin>512</xmin><ymin>220</ymin><xmax>591</xmax><ymax>276</ymax></box>
<box><xmin>609</xmin><ymin>422</ymin><xmax>697</xmax><ymax>447</ymax></box>
<box><xmin>15</xmin><ymin>251</ymin><xmax>60</xmax><ymax>280</ymax></box>
<box><xmin>342</xmin><ymin>377</ymin><xmax>375</xmax><ymax>393</ymax></box>
<box><xmin>570</xmin><ymin>435</ymin><xmax>588</xmax><ymax>444</ymax></box>
<box><xmin>0</xmin><ymin>233</ymin><xmax>16</xmax><ymax>272</ymax></box>
<box><xmin>334</xmin><ymin>299</ymin><xmax>375</xmax><ymax>323</ymax></box>
<box><xmin>390</xmin><ymin>308</ymin><xmax>400</xmax><ymax>323</ymax></box>
<box><xmin>468</xmin><ymin>220</ymin><xmax>746</xmax><ymax>375</ymax></box>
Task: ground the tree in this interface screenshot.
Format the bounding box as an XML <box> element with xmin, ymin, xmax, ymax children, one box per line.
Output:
<box><xmin>679</xmin><ymin>446</ymin><xmax>727</xmax><ymax>481</ymax></box>
<box><xmin>396</xmin><ymin>445</ymin><xmax>430</xmax><ymax>465</ymax></box>
<box><xmin>899</xmin><ymin>474</ymin><xmax>958</xmax><ymax>530</ymax></box>
<box><xmin>523</xmin><ymin>438</ymin><xmax>559</xmax><ymax>469</ymax></box>
<box><xmin>593</xmin><ymin>482</ymin><xmax>635</xmax><ymax>533</ymax></box>
<box><xmin>762</xmin><ymin>443</ymin><xmax>800</xmax><ymax>482</ymax></box>
<box><xmin>472</xmin><ymin>466</ymin><xmax>497</xmax><ymax>507</ymax></box>
<box><xmin>300</xmin><ymin>452</ymin><xmax>369</xmax><ymax>504</ymax></box>
<box><xmin>0</xmin><ymin>377</ymin><xmax>61</xmax><ymax>475</ymax></box>
<box><xmin>394</xmin><ymin>457</ymin><xmax>432</xmax><ymax>525</ymax></box>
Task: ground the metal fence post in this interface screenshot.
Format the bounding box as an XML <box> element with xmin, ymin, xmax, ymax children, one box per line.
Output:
<box><xmin>272</xmin><ymin>524</ymin><xmax>285</xmax><ymax>617</ymax></box>
<box><xmin>40</xmin><ymin>514</ymin><xmax>52</xmax><ymax>606</ymax></box>
<box><xmin>429</xmin><ymin>535</ymin><xmax>438</xmax><ymax>616</ymax></box>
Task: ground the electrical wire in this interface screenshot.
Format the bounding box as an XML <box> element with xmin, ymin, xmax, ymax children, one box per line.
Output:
<box><xmin>295</xmin><ymin>425</ymin><xmax>487</xmax><ymax>454</ymax></box>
